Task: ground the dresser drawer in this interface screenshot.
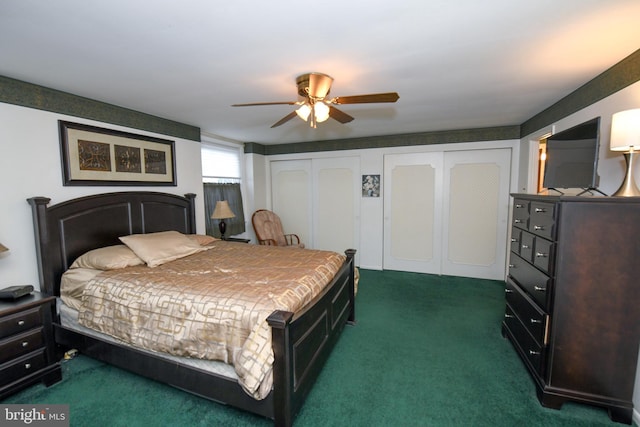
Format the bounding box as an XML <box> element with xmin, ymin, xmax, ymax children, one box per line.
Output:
<box><xmin>504</xmin><ymin>305</ymin><xmax>544</xmax><ymax>376</ymax></box>
<box><xmin>533</xmin><ymin>238</ymin><xmax>554</xmax><ymax>275</ymax></box>
<box><xmin>512</xmin><ymin>199</ymin><xmax>530</xmax><ymax>230</ymax></box>
<box><xmin>505</xmin><ymin>280</ymin><xmax>548</xmax><ymax>346</ymax></box>
<box><xmin>529</xmin><ymin>202</ymin><xmax>555</xmax><ymax>239</ymax></box>
<box><xmin>0</xmin><ymin>328</ymin><xmax>44</xmax><ymax>364</ymax></box>
<box><xmin>519</xmin><ymin>232</ymin><xmax>535</xmax><ymax>263</ymax></box>
<box><xmin>0</xmin><ymin>307</ymin><xmax>42</xmax><ymax>339</ymax></box>
<box><xmin>510</xmin><ymin>227</ymin><xmax>522</xmax><ymax>254</ymax></box>
<box><xmin>508</xmin><ymin>253</ymin><xmax>552</xmax><ymax>310</ymax></box>
<box><xmin>0</xmin><ymin>349</ymin><xmax>47</xmax><ymax>387</ymax></box>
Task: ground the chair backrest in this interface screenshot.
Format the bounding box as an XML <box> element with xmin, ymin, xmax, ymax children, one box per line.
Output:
<box><xmin>252</xmin><ymin>209</ymin><xmax>288</xmax><ymax>246</ymax></box>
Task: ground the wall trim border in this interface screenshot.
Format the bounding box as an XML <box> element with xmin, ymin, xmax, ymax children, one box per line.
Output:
<box><xmin>244</xmin><ymin>126</ymin><xmax>521</xmax><ymax>155</ymax></box>
<box><xmin>0</xmin><ymin>75</ymin><xmax>201</xmax><ymax>142</ymax></box>
<box><xmin>521</xmin><ymin>48</ymin><xmax>640</xmax><ymax>137</ymax></box>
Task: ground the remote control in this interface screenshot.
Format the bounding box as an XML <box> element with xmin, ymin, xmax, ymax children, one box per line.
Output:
<box><xmin>0</xmin><ymin>285</ymin><xmax>34</xmax><ymax>300</ymax></box>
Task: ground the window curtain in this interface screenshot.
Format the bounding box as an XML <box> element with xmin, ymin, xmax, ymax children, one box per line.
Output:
<box><xmin>204</xmin><ymin>183</ymin><xmax>246</xmax><ymax>238</ymax></box>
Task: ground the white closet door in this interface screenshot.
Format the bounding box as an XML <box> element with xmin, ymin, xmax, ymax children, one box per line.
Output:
<box><xmin>441</xmin><ymin>149</ymin><xmax>512</xmax><ymax>280</ymax></box>
<box><xmin>270</xmin><ymin>160</ymin><xmax>313</xmax><ymax>247</ymax></box>
<box><xmin>312</xmin><ymin>157</ymin><xmax>360</xmax><ymax>255</ymax></box>
<box><xmin>383</xmin><ymin>152</ymin><xmax>444</xmax><ymax>274</ymax></box>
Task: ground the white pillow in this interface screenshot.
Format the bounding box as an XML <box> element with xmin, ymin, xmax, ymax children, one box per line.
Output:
<box><xmin>119</xmin><ymin>231</ymin><xmax>207</xmax><ymax>267</ymax></box>
<box><xmin>70</xmin><ymin>245</ymin><xmax>145</xmax><ymax>270</ymax></box>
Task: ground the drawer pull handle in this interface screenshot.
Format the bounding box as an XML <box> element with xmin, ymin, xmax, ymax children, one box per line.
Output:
<box><xmin>530</xmin><ymin>318</ymin><xmax>542</xmax><ymax>324</ymax></box>
<box><xmin>24</xmin><ymin>363</ymin><xmax>32</xmax><ymax>370</ymax></box>
<box><xmin>511</xmin><ymin>238</ymin><xmax>518</xmax><ymax>243</ymax></box>
<box><xmin>515</xmin><ymin>204</ymin><xmax>524</xmax><ymax>209</ymax></box>
<box><xmin>534</xmin><ymin>285</ymin><xmax>546</xmax><ymax>292</ymax></box>
<box><xmin>521</xmin><ymin>244</ymin><xmax>529</xmax><ymax>249</ymax></box>
<box><xmin>534</xmin><ymin>208</ymin><xmax>546</xmax><ymax>213</ymax></box>
<box><xmin>529</xmin><ymin>350</ymin><xmax>540</xmax><ymax>356</ymax></box>
<box><xmin>514</xmin><ymin>219</ymin><xmax>522</xmax><ymax>224</ymax></box>
<box><xmin>504</xmin><ymin>314</ymin><xmax>515</xmax><ymax>319</ymax></box>
<box><xmin>18</xmin><ymin>320</ymin><xmax>25</xmax><ymax>326</ymax></box>
<box><xmin>535</xmin><ymin>252</ymin><xmax>547</xmax><ymax>258</ymax></box>
<box><xmin>505</xmin><ymin>289</ymin><xmax>514</xmax><ymax>293</ymax></box>
<box><xmin>22</xmin><ymin>341</ymin><xmax>29</xmax><ymax>347</ymax></box>
<box><xmin>508</xmin><ymin>264</ymin><xmax>515</xmax><ymax>268</ymax></box>
<box><xmin>533</xmin><ymin>225</ymin><xmax>544</xmax><ymax>231</ymax></box>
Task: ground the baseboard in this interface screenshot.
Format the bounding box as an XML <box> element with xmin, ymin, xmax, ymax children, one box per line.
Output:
<box><xmin>357</xmin><ymin>265</ymin><xmax>382</xmax><ymax>271</ymax></box>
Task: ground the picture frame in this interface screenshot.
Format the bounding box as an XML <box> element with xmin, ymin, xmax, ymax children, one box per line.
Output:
<box><xmin>362</xmin><ymin>174</ymin><xmax>380</xmax><ymax>197</ymax></box>
<box><xmin>59</xmin><ymin>120</ymin><xmax>176</xmax><ymax>186</ymax></box>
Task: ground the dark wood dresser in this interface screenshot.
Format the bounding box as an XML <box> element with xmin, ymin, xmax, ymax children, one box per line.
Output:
<box><xmin>502</xmin><ymin>193</ymin><xmax>640</xmax><ymax>424</ymax></box>
<box><xmin>0</xmin><ymin>292</ymin><xmax>61</xmax><ymax>399</ymax></box>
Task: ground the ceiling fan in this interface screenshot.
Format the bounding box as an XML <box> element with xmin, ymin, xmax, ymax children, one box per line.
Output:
<box><xmin>232</xmin><ymin>72</ymin><xmax>399</xmax><ymax>128</ymax></box>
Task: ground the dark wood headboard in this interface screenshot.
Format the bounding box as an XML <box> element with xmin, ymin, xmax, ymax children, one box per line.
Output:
<box><xmin>28</xmin><ymin>192</ymin><xmax>197</xmax><ymax>296</ymax></box>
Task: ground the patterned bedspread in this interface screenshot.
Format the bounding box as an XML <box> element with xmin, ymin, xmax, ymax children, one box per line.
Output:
<box><xmin>77</xmin><ymin>242</ymin><xmax>346</xmax><ymax>399</ymax></box>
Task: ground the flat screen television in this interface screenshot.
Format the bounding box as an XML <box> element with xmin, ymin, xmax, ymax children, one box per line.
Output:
<box><xmin>542</xmin><ymin>117</ymin><xmax>601</xmax><ymax>193</ymax></box>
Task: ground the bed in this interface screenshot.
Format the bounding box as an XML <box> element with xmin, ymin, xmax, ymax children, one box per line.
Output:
<box><xmin>28</xmin><ymin>191</ymin><xmax>356</xmax><ymax>427</ymax></box>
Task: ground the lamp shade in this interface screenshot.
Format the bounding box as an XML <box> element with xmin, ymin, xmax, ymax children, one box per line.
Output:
<box><xmin>211</xmin><ymin>200</ymin><xmax>235</xmax><ymax>219</ymax></box>
<box><xmin>0</xmin><ymin>242</ymin><xmax>7</xmax><ymax>253</ymax></box>
<box><xmin>314</xmin><ymin>102</ymin><xmax>330</xmax><ymax>122</ymax></box>
<box><xmin>610</xmin><ymin>108</ymin><xmax>640</xmax><ymax>152</ymax></box>
<box><xmin>295</xmin><ymin>104</ymin><xmax>311</xmax><ymax>121</ymax></box>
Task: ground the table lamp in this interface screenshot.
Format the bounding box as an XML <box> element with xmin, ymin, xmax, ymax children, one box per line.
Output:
<box><xmin>610</xmin><ymin>108</ymin><xmax>640</xmax><ymax>197</ymax></box>
<box><xmin>211</xmin><ymin>201</ymin><xmax>235</xmax><ymax>239</ymax></box>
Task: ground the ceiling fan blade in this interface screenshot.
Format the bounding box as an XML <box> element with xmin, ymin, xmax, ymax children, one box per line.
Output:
<box><xmin>307</xmin><ymin>73</ymin><xmax>333</xmax><ymax>99</ymax></box>
<box><xmin>270</xmin><ymin>111</ymin><xmax>298</xmax><ymax>128</ymax></box>
<box><xmin>332</xmin><ymin>92</ymin><xmax>400</xmax><ymax>104</ymax></box>
<box><xmin>329</xmin><ymin>106</ymin><xmax>354</xmax><ymax>124</ymax></box>
<box><xmin>232</xmin><ymin>101</ymin><xmax>297</xmax><ymax>107</ymax></box>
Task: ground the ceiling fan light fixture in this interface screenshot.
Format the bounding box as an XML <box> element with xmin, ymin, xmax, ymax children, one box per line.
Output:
<box><xmin>314</xmin><ymin>102</ymin><xmax>330</xmax><ymax>123</ymax></box>
<box><xmin>295</xmin><ymin>104</ymin><xmax>311</xmax><ymax>121</ymax></box>
<box><xmin>232</xmin><ymin>72</ymin><xmax>398</xmax><ymax>128</ymax></box>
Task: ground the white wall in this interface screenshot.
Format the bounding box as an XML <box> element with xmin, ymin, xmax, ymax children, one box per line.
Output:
<box><xmin>0</xmin><ymin>102</ymin><xmax>205</xmax><ymax>289</ymax></box>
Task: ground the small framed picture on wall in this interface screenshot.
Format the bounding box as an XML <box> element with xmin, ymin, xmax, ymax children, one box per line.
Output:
<box><xmin>362</xmin><ymin>174</ymin><xmax>380</xmax><ymax>197</ymax></box>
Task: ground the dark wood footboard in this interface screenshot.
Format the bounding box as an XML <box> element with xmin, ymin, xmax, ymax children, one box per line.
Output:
<box><xmin>269</xmin><ymin>249</ymin><xmax>356</xmax><ymax>427</ymax></box>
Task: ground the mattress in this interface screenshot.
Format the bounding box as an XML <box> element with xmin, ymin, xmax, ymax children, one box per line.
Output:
<box><xmin>58</xmin><ymin>300</ymin><xmax>238</xmax><ymax>379</ymax></box>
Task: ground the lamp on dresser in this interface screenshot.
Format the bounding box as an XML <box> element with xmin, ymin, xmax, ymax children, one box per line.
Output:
<box><xmin>0</xmin><ymin>242</ymin><xmax>8</xmax><ymax>253</ymax></box>
<box><xmin>211</xmin><ymin>200</ymin><xmax>235</xmax><ymax>239</ymax></box>
<box><xmin>610</xmin><ymin>108</ymin><xmax>640</xmax><ymax>196</ymax></box>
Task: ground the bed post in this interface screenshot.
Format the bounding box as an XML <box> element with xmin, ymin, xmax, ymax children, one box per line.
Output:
<box><xmin>183</xmin><ymin>193</ymin><xmax>197</xmax><ymax>233</ymax></box>
<box><xmin>27</xmin><ymin>197</ymin><xmax>53</xmax><ymax>295</ymax></box>
<box><xmin>267</xmin><ymin>310</ymin><xmax>294</xmax><ymax>427</ymax></box>
<box><xmin>345</xmin><ymin>249</ymin><xmax>356</xmax><ymax>324</ymax></box>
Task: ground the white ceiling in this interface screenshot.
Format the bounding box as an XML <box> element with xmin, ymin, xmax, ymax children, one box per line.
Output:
<box><xmin>1</xmin><ymin>1</ymin><xmax>640</xmax><ymax>145</ymax></box>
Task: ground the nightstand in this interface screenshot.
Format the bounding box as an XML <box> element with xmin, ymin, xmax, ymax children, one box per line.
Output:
<box><xmin>222</xmin><ymin>237</ymin><xmax>251</xmax><ymax>243</ymax></box>
<box><xmin>0</xmin><ymin>292</ymin><xmax>62</xmax><ymax>399</ymax></box>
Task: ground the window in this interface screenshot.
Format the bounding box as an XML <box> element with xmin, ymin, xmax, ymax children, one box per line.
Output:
<box><xmin>201</xmin><ymin>141</ymin><xmax>245</xmax><ymax>237</ymax></box>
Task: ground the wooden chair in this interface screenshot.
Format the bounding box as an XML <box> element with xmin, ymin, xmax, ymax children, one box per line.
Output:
<box><xmin>251</xmin><ymin>209</ymin><xmax>304</xmax><ymax>248</ymax></box>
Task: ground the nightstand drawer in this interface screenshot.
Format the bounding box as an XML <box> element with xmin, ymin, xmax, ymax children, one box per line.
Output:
<box><xmin>0</xmin><ymin>349</ymin><xmax>47</xmax><ymax>387</ymax></box>
<box><xmin>0</xmin><ymin>328</ymin><xmax>44</xmax><ymax>364</ymax></box>
<box><xmin>0</xmin><ymin>307</ymin><xmax>43</xmax><ymax>339</ymax></box>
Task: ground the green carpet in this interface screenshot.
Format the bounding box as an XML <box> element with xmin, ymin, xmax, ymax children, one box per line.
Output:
<box><xmin>4</xmin><ymin>270</ymin><xmax>631</xmax><ymax>426</ymax></box>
